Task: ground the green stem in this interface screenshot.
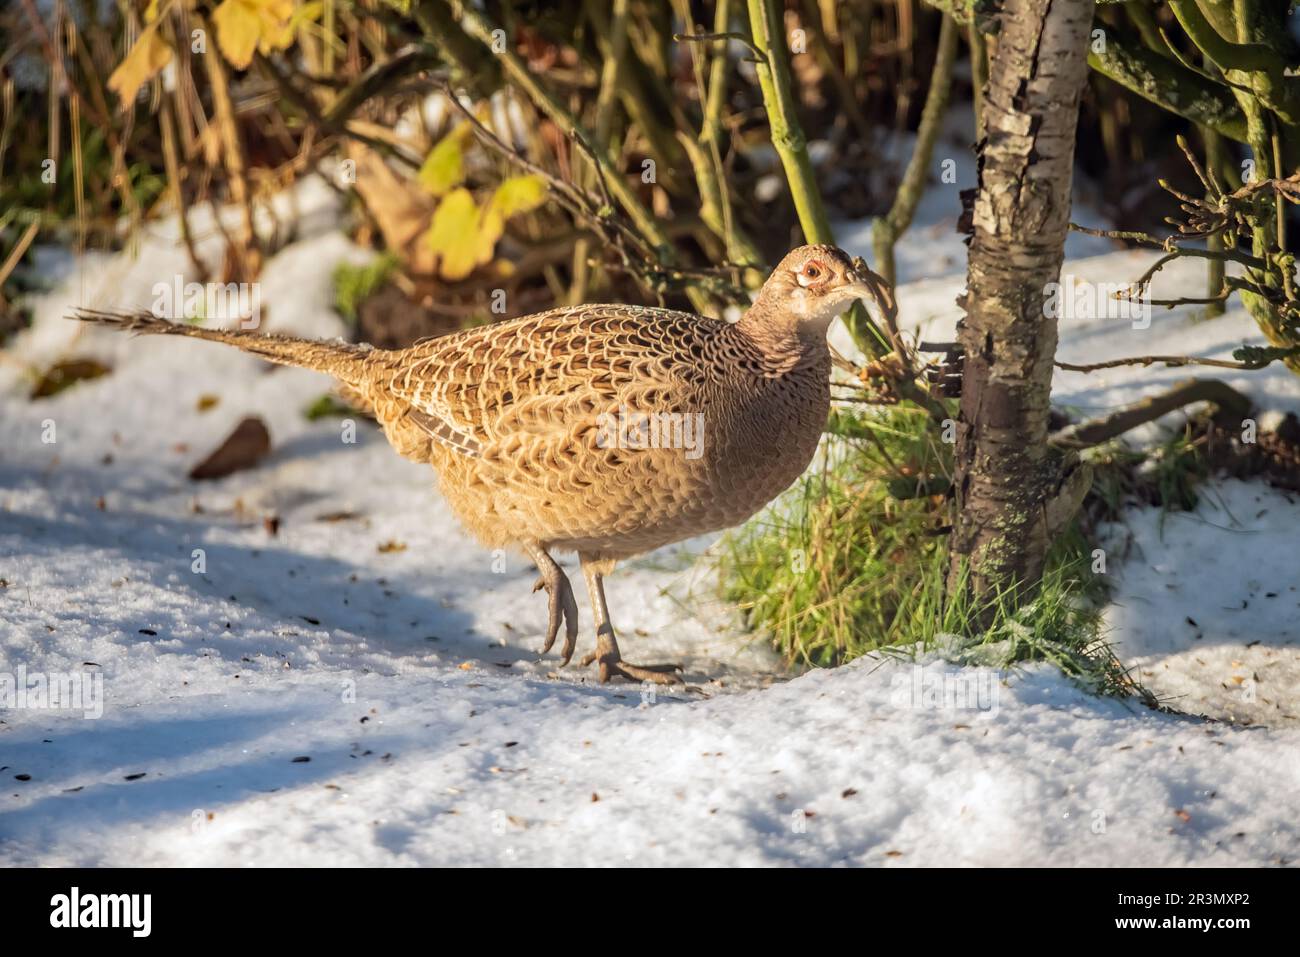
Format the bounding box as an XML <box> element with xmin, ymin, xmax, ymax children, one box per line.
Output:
<box><xmin>874</xmin><ymin>14</ymin><xmax>959</xmax><ymax>287</ymax></box>
<box><xmin>744</xmin><ymin>0</ymin><xmax>887</xmax><ymax>354</ymax></box>
<box><xmin>570</xmin><ymin>0</ymin><xmax>629</xmax><ymax>304</ymax></box>
<box><xmin>745</xmin><ymin>0</ymin><xmax>833</xmax><ymax>244</ymax></box>
<box><xmin>1202</xmin><ymin>124</ymin><xmax>1227</xmax><ymax>318</ymax></box>
<box><xmin>1087</xmin><ymin>25</ymin><xmax>1249</xmax><ymax>143</ymax></box>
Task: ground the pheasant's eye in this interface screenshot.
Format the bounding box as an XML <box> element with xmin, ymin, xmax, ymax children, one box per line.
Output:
<box><xmin>797</xmin><ymin>261</ymin><xmax>826</xmax><ymax>287</ymax></box>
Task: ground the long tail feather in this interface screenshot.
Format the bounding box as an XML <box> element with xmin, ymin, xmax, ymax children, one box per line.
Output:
<box><xmin>69</xmin><ymin>308</ymin><xmax>377</xmax><ymax>384</ymax></box>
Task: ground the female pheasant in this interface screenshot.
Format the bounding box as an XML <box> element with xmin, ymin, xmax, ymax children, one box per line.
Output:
<box><xmin>74</xmin><ymin>245</ymin><xmax>889</xmax><ymax>683</ymax></box>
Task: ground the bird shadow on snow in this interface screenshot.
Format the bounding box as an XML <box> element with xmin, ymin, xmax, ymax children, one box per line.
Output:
<box><xmin>0</xmin><ymin>667</ymin><xmax>667</xmax><ymax>862</ymax></box>
<box><xmin>5</xmin><ymin>444</ymin><xmax>751</xmax><ymax>685</ymax></box>
<box><xmin>0</xmin><ymin>705</ymin><xmax>398</xmax><ymax>858</ymax></box>
<box><xmin>0</xmin><ymin>458</ymin><xmax>518</xmax><ymax>669</ymax></box>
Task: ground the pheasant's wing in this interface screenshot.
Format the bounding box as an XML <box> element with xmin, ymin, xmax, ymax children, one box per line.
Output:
<box><xmin>380</xmin><ymin>305</ymin><xmax>710</xmax><ymax>470</ymax></box>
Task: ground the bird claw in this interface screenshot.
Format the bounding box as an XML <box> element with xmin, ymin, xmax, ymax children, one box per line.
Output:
<box><xmin>579</xmin><ymin>648</ymin><xmax>683</xmax><ymax>685</ymax></box>
<box><xmin>533</xmin><ymin>572</ymin><xmax>579</xmax><ymax>664</ymax></box>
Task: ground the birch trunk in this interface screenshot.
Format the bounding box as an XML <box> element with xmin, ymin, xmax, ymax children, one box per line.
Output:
<box><xmin>948</xmin><ymin>0</ymin><xmax>1095</xmax><ymax>606</ymax></box>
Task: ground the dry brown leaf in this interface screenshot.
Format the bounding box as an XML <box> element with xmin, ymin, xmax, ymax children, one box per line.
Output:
<box><xmin>189</xmin><ymin>416</ymin><xmax>271</xmax><ymax>480</ymax></box>
<box><xmin>346</xmin><ymin>142</ymin><xmax>436</xmax><ymax>274</ymax></box>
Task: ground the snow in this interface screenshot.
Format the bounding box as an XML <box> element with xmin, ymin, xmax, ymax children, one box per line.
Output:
<box><xmin>1103</xmin><ymin>480</ymin><xmax>1300</xmax><ymax>728</ymax></box>
<box><xmin>3</xmin><ymin>172</ymin><xmax>1300</xmax><ymax>866</ymax></box>
<box><xmin>3</xmin><ymin>658</ymin><xmax>1297</xmax><ymax>866</ymax></box>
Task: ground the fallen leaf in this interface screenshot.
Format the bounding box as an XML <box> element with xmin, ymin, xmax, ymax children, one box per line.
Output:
<box><xmin>377</xmin><ymin>540</ymin><xmax>407</xmax><ymax>553</ymax></box>
<box><xmin>189</xmin><ymin>416</ymin><xmax>270</xmax><ymax>480</ymax></box>
<box><xmin>30</xmin><ymin>359</ymin><xmax>111</xmax><ymax>399</ymax></box>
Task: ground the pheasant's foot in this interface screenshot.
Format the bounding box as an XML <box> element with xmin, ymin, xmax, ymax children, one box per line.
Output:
<box><xmin>532</xmin><ymin>571</ymin><xmax>580</xmax><ymax>664</ymax></box>
<box><xmin>579</xmin><ymin>629</ymin><xmax>682</xmax><ymax>684</ymax></box>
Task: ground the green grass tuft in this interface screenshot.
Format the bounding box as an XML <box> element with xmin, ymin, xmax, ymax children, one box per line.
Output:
<box><xmin>717</xmin><ymin>404</ymin><xmax>1148</xmax><ymax>701</ymax></box>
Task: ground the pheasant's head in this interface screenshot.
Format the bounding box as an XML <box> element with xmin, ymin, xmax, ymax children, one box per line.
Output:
<box><xmin>756</xmin><ymin>244</ymin><xmax>893</xmax><ymax>333</ymax></box>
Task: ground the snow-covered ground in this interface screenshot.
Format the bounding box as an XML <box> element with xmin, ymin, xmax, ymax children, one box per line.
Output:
<box><xmin>3</xmin><ymin>168</ymin><xmax>1299</xmax><ymax>866</ymax></box>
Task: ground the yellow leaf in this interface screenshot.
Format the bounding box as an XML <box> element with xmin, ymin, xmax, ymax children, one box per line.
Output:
<box><xmin>212</xmin><ymin>0</ymin><xmax>294</xmax><ymax>70</ymax></box>
<box><xmin>107</xmin><ymin>23</ymin><xmax>172</xmax><ymax>104</ymax></box>
<box><xmin>473</xmin><ymin>175</ymin><xmax>547</xmax><ymax>267</ymax></box>
<box><xmin>418</xmin><ymin>133</ymin><xmax>465</xmax><ymax>197</ymax></box>
<box><xmin>212</xmin><ymin>0</ymin><xmax>261</xmax><ymax>68</ymax></box>
<box><xmin>426</xmin><ymin>188</ymin><xmax>482</xmax><ymax>281</ymax></box>
<box><xmin>490</xmin><ymin>174</ymin><xmax>547</xmax><ymax>218</ymax></box>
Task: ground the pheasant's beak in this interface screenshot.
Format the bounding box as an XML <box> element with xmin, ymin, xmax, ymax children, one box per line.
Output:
<box><xmin>843</xmin><ymin>260</ymin><xmax>896</xmax><ymax>320</ymax></box>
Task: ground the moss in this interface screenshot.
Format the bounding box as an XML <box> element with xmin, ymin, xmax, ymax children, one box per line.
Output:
<box><xmin>332</xmin><ymin>254</ymin><xmax>399</xmax><ymax>325</ymax></box>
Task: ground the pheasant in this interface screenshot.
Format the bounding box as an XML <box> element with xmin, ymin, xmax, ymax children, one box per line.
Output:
<box><xmin>73</xmin><ymin>245</ymin><xmax>890</xmax><ymax>683</ymax></box>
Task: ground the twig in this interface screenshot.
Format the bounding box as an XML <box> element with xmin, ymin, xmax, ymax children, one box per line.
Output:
<box><xmin>1068</xmin><ymin>222</ymin><xmax>1170</xmax><ymax>248</ymax></box>
<box><xmin>0</xmin><ymin>221</ymin><xmax>39</xmax><ymax>306</ymax></box>
<box><xmin>322</xmin><ymin>45</ymin><xmax>442</xmax><ymax>128</ymax></box>
<box><xmin>673</xmin><ymin>31</ymin><xmax>766</xmax><ymax>63</ymax></box>
<box><xmin>456</xmin><ymin>6</ymin><xmax>672</xmax><ymax>259</ymax></box>
<box><xmin>438</xmin><ymin>83</ymin><xmax>648</xmax><ymax>266</ymax></box>
<box><xmin>1055</xmin><ymin>353</ymin><xmax>1274</xmax><ymax>373</ymax></box>
<box><xmin>439</xmin><ymin>81</ymin><xmax>739</xmax><ymax>301</ymax></box>
<box><xmin>257</xmin><ymin>52</ymin><xmax>421</xmax><ymax>169</ymax></box>
<box><xmin>1051</xmin><ymin>378</ymin><xmax>1253</xmax><ymax>449</ymax></box>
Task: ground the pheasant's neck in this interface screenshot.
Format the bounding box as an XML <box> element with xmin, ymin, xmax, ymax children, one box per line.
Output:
<box><xmin>732</xmin><ymin>300</ymin><xmax>830</xmax><ymax>378</ymax></box>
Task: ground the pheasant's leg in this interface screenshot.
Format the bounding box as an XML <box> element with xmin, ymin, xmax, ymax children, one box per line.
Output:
<box><xmin>522</xmin><ymin>541</ymin><xmax>580</xmax><ymax>664</ymax></box>
<box><xmin>578</xmin><ymin>555</ymin><xmax>682</xmax><ymax>684</ymax></box>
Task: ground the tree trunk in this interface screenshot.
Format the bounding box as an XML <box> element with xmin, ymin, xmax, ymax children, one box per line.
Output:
<box><xmin>948</xmin><ymin>0</ymin><xmax>1095</xmax><ymax>609</ymax></box>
